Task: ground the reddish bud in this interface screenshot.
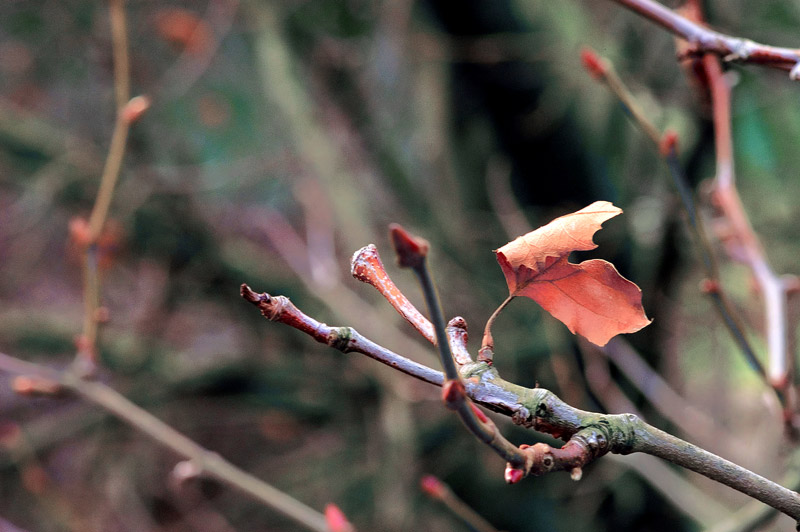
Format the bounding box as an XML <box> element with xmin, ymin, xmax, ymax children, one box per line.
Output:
<box><xmin>153</xmin><ymin>8</ymin><xmax>212</xmax><ymax>55</ymax></box>
<box><xmin>699</xmin><ymin>278</ymin><xmax>720</xmax><ymax>294</ymax></box>
<box><xmin>69</xmin><ymin>217</ymin><xmax>92</xmax><ymax>248</ymax></box>
<box><xmin>324</xmin><ymin>503</ymin><xmax>354</xmax><ymax>532</ymax></box>
<box><xmin>659</xmin><ymin>130</ymin><xmax>679</xmax><ymax>157</ymax></box>
<box><xmin>580</xmin><ymin>47</ymin><xmax>607</xmax><ymax>80</ymax></box>
<box><xmin>420</xmin><ymin>474</ymin><xmax>446</xmax><ymax>499</ymax></box>
<box><xmin>441</xmin><ymin>379</ymin><xmax>466</xmax><ymax>410</ymax></box>
<box><xmin>171</xmin><ymin>460</ymin><xmax>202</xmax><ymax>484</ymax></box>
<box><xmin>121</xmin><ymin>95</ymin><xmax>151</xmax><ymax>124</ymax></box>
<box><xmin>389</xmin><ymin>223</ymin><xmax>429</xmax><ymax>268</ymax></box>
<box><xmin>470</xmin><ymin>403</ymin><xmax>489</xmax><ymax>424</ymax></box>
<box><xmin>504</xmin><ymin>466</ymin><xmax>524</xmax><ymax>484</ymax></box>
<box><xmin>12</xmin><ymin>376</ymin><xmax>61</xmax><ymax>396</ymax></box>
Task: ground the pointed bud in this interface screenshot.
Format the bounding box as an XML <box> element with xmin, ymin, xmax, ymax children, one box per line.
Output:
<box><xmin>420</xmin><ymin>475</ymin><xmax>446</xmax><ymax>499</ymax></box>
<box><xmin>580</xmin><ymin>47</ymin><xmax>607</xmax><ymax>80</ymax></box>
<box><xmin>325</xmin><ymin>503</ymin><xmax>354</xmax><ymax>532</ymax></box>
<box><xmin>389</xmin><ymin>223</ymin><xmax>429</xmax><ymax>269</ymax></box>
<box><xmin>121</xmin><ymin>95</ymin><xmax>151</xmax><ymax>124</ymax></box>
<box><xmin>659</xmin><ymin>130</ymin><xmax>679</xmax><ymax>157</ymax></box>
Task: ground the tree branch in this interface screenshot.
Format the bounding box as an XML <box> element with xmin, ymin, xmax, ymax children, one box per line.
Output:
<box><xmin>607</xmin><ymin>0</ymin><xmax>800</xmax><ymax>77</ymax></box>
<box><xmin>0</xmin><ymin>352</ymin><xmax>329</xmax><ymax>532</ymax></box>
<box><xmin>241</xmin><ymin>282</ymin><xmax>800</xmax><ymax>521</ymax></box>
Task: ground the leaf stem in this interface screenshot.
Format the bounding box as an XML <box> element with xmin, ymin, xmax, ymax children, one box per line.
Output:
<box><xmin>480</xmin><ymin>294</ymin><xmax>515</xmax><ymax>363</ymax></box>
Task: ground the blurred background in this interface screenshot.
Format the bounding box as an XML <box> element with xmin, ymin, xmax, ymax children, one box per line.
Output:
<box><xmin>2</xmin><ymin>0</ymin><xmax>800</xmax><ymax>530</ymax></box>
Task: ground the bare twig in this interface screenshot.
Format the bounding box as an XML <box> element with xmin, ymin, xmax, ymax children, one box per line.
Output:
<box><xmin>351</xmin><ymin>244</ymin><xmax>435</xmax><ymax>344</ymax></box>
<box><xmin>77</xmin><ymin>0</ymin><xmax>149</xmax><ymax>370</ymax></box>
<box><xmin>701</xmin><ymin>54</ymin><xmax>792</xmax><ymax>391</ymax></box>
<box><xmin>420</xmin><ymin>475</ymin><xmax>501</xmax><ymax>532</ymax></box>
<box><xmin>607</xmin><ymin>0</ymin><xmax>800</xmax><ymax>78</ymax></box>
<box><xmin>0</xmin><ymin>352</ymin><xmax>329</xmax><ymax>532</ymax></box>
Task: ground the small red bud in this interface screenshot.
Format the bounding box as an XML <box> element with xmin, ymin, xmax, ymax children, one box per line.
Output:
<box><xmin>420</xmin><ymin>475</ymin><xmax>446</xmax><ymax>499</ymax></box>
<box><xmin>504</xmin><ymin>466</ymin><xmax>524</xmax><ymax>484</ymax></box>
<box><xmin>69</xmin><ymin>217</ymin><xmax>92</xmax><ymax>248</ymax></box>
<box><xmin>12</xmin><ymin>376</ymin><xmax>61</xmax><ymax>396</ymax></box>
<box><xmin>659</xmin><ymin>130</ymin><xmax>679</xmax><ymax>157</ymax></box>
<box><xmin>580</xmin><ymin>47</ymin><xmax>607</xmax><ymax>80</ymax></box>
<box><xmin>699</xmin><ymin>278</ymin><xmax>720</xmax><ymax>294</ymax></box>
<box><xmin>121</xmin><ymin>95</ymin><xmax>151</xmax><ymax>124</ymax></box>
<box><xmin>389</xmin><ymin>223</ymin><xmax>429</xmax><ymax>268</ymax></box>
<box><xmin>324</xmin><ymin>503</ymin><xmax>354</xmax><ymax>532</ymax></box>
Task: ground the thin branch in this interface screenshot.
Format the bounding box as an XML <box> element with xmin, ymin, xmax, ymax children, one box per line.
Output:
<box><xmin>607</xmin><ymin>0</ymin><xmax>800</xmax><ymax>77</ymax></box>
<box><xmin>420</xmin><ymin>475</ymin><xmax>501</xmax><ymax>532</ymax></box>
<box><xmin>77</xmin><ymin>0</ymin><xmax>149</xmax><ymax>370</ymax></box>
<box><xmin>0</xmin><ymin>352</ymin><xmax>329</xmax><ymax>532</ymax></box>
<box><xmin>240</xmin><ymin>284</ymin><xmax>445</xmax><ymax>388</ymax></box>
<box><xmin>702</xmin><ymin>54</ymin><xmax>792</xmax><ymax>391</ymax></box>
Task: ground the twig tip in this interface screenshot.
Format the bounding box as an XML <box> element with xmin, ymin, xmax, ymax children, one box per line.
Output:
<box><xmin>389</xmin><ymin>223</ymin><xmax>429</xmax><ymax>269</ymax></box>
<box><xmin>580</xmin><ymin>46</ymin><xmax>607</xmax><ymax>80</ymax></box>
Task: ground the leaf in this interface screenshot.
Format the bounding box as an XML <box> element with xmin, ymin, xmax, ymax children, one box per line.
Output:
<box><xmin>495</xmin><ymin>201</ymin><xmax>650</xmax><ymax>346</ymax></box>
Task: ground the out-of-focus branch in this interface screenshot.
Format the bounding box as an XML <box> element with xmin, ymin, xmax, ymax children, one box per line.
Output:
<box><xmin>420</xmin><ymin>475</ymin><xmax>501</xmax><ymax>532</ymax></box>
<box><xmin>606</xmin><ymin>0</ymin><xmax>800</xmax><ymax>78</ymax></box>
<box><xmin>75</xmin><ymin>0</ymin><xmax>150</xmax><ymax>371</ymax></box>
<box><xmin>701</xmin><ymin>54</ymin><xmax>793</xmax><ymax>392</ymax></box>
<box><xmin>0</xmin><ymin>352</ymin><xmax>329</xmax><ymax>532</ymax></box>
<box><xmin>581</xmin><ymin>47</ymin><xmax>767</xmax><ymax>384</ymax></box>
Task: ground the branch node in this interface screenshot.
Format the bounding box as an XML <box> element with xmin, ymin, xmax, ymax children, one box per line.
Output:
<box><xmin>327</xmin><ymin>327</ymin><xmax>352</xmax><ymax>352</ymax></box>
